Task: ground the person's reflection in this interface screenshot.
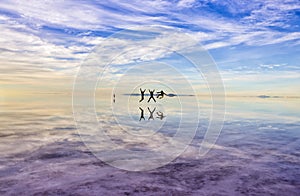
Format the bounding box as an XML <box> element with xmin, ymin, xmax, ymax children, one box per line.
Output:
<box><xmin>156</xmin><ymin>111</ymin><xmax>166</xmax><ymax>120</ymax></box>
<box><xmin>148</xmin><ymin>107</ymin><xmax>156</xmax><ymax>120</ymax></box>
<box><xmin>139</xmin><ymin>107</ymin><xmax>145</xmax><ymax>121</ymax></box>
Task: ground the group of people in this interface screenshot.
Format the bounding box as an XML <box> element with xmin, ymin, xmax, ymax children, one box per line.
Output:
<box><xmin>138</xmin><ymin>88</ymin><xmax>167</xmax><ymax>121</ymax></box>
<box><xmin>139</xmin><ymin>88</ymin><xmax>167</xmax><ymax>102</ymax></box>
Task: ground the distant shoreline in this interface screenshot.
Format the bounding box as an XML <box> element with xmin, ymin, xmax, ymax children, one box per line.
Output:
<box><xmin>122</xmin><ymin>94</ymin><xmax>300</xmax><ymax>99</ymax></box>
<box><xmin>123</xmin><ymin>93</ymin><xmax>194</xmax><ymax>97</ymax></box>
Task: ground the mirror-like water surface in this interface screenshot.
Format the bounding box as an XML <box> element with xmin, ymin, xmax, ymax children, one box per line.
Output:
<box><xmin>0</xmin><ymin>94</ymin><xmax>299</xmax><ymax>194</ymax></box>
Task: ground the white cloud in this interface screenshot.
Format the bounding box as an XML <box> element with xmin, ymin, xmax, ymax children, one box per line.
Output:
<box><xmin>221</xmin><ymin>70</ymin><xmax>300</xmax><ymax>82</ymax></box>
<box><xmin>259</xmin><ymin>64</ymin><xmax>284</xmax><ymax>69</ymax></box>
<box><xmin>177</xmin><ymin>0</ymin><xmax>196</xmax><ymax>8</ymax></box>
<box><xmin>0</xmin><ymin>0</ymin><xmax>299</xmax><ymax>82</ymax></box>
<box><xmin>0</xmin><ymin>0</ymin><xmax>299</xmax><ymax>52</ymax></box>
<box><xmin>204</xmin><ymin>41</ymin><xmax>231</xmax><ymax>50</ymax></box>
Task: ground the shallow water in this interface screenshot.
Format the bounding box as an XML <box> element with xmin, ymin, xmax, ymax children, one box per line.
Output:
<box><xmin>0</xmin><ymin>94</ymin><xmax>299</xmax><ymax>195</ymax></box>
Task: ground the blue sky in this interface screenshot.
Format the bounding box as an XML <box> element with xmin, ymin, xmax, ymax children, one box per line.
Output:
<box><xmin>0</xmin><ymin>0</ymin><xmax>300</xmax><ymax>96</ymax></box>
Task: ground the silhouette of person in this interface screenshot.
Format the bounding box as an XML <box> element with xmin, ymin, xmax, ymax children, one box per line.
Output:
<box><xmin>156</xmin><ymin>111</ymin><xmax>166</xmax><ymax>120</ymax></box>
<box><xmin>139</xmin><ymin>107</ymin><xmax>145</xmax><ymax>121</ymax></box>
<box><xmin>113</xmin><ymin>93</ymin><xmax>115</xmax><ymax>103</ymax></box>
<box><xmin>157</xmin><ymin>90</ymin><xmax>167</xmax><ymax>99</ymax></box>
<box><xmin>147</xmin><ymin>89</ymin><xmax>156</xmax><ymax>103</ymax></box>
<box><xmin>139</xmin><ymin>88</ymin><xmax>146</xmax><ymax>102</ymax></box>
<box><xmin>148</xmin><ymin>107</ymin><xmax>156</xmax><ymax>120</ymax></box>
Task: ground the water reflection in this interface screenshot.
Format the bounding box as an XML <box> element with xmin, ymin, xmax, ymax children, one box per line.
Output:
<box><xmin>1</xmin><ymin>95</ymin><xmax>299</xmax><ymax>152</ymax></box>
<box><xmin>156</xmin><ymin>111</ymin><xmax>166</xmax><ymax>120</ymax></box>
<box><xmin>138</xmin><ymin>107</ymin><xmax>166</xmax><ymax>121</ymax></box>
<box><xmin>138</xmin><ymin>107</ymin><xmax>145</xmax><ymax>121</ymax></box>
<box><xmin>147</xmin><ymin>107</ymin><xmax>156</xmax><ymax>120</ymax></box>
<box><xmin>1</xmin><ymin>94</ymin><xmax>299</xmax><ymax>166</ymax></box>
<box><xmin>1</xmin><ymin>94</ymin><xmax>299</xmax><ymax>193</ymax></box>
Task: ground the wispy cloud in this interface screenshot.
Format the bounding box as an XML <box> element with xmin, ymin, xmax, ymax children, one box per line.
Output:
<box><xmin>1</xmin><ymin>0</ymin><xmax>299</xmax><ymax>49</ymax></box>
<box><xmin>0</xmin><ymin>0</ymin><xmax>299</xmax><ymax>95</ymax></box>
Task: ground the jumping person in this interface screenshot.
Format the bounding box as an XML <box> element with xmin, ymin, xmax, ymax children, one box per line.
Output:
<box><xmin>157</xmin><ymin>90</ymin><xmax>167</xmax><ymax>99</ymax></box>
<box><xmin>148</xmin><ymin>107</ymin><xmax>156</xmax><ymax>120</ymax></box>
<box><xmin>147</xmin><ymin>89</ymin><xmax>156</xmax><ymax>103</ymax></box>
<box><xmin>139</xmin><ymin>88</ymin><xmax>146</xmax><ymax>102</ymax></box>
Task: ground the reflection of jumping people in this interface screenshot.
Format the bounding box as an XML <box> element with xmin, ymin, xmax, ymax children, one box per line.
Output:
<box><xmin>148</xmin><ymin>107</ymin><xmax>156</xmax><ymax>120</ymax></box>
<box><xmin>139</xmin><ymin>107</ymin><xmax>145</xmax><ymax>121</ymax></box>
<box><xmin>157</xmin><ymin>90</ymin><xmax>167</xmax><ymax>99</ymax></box>
<box><xmin>147</xmin><ymin>89</ymin><xmax>156</xmax><ymax>103</ymax></box>
<box><xmin>156</xmin><ymin>111</ymin><xmax>166</xmax><ymax>120</ymax></box>
<box><xmin>139</xmin><ymin>88</ymin><xmax>146</xmax><ymax>102</ymax></box>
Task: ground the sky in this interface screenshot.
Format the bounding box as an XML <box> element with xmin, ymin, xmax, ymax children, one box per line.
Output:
<box><xmin>0</xmin><ymin>0</ymin><xmax>300</xmax><ymax>99</ymax></box>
